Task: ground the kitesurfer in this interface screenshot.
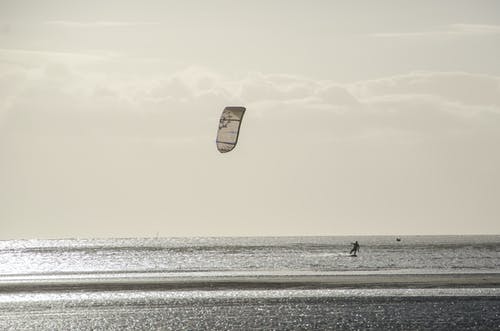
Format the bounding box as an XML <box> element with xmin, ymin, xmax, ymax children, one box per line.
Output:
<box><xmin>350</xmin><ymin>241</ymin><xmax>360</xmax><ymax>255</ymax></box>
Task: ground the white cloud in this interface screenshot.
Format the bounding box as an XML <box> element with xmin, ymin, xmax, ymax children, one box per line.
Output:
<box><xmin>44</xmin><ymin>21</ymin><xmax>161</xmax><ymax>28</ymax></box>
<box><xmin>450</xmin><ymin>24</ymin><xmax>500</xmax><ymax>35</ymax></box>
<box><xmin>1</xmin><ymin>47</ymin><xmax>499</xmax><ymax>147</ymax></box>
<box><xmin>372</xmin><ymin>24</ymin><xmax>500</xmax><ymax>38</ymax></box>
<box><xmin>315</xmin><ymin>84</ymin><xmax>360</xmax><ymax>107</ymax></box>
<box><xmin>239</xmin><ymin>72</ymin><xmax>317</xmax><ymax>103</ymax></box>
<box><xmin>351</xmin><ymin>72</ymin><xmax>500</xmax><ymax>111</ymax></box>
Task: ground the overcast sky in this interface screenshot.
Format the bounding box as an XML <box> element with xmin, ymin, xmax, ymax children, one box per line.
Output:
<box><xmin>1</xmin><ymin>0</ymin><xmax>499</xmax><ymax>239</ymax></box>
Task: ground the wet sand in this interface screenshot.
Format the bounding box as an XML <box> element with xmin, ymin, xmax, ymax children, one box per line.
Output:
<box><xmin>2</xmin><ymin>294</ymin><xmax>499</xmax><ymax>330</ymax></box>
<box><xmin>1</xmin><ymin>273</ymin><xmax>499</xmax><ymax>292</ymax></box>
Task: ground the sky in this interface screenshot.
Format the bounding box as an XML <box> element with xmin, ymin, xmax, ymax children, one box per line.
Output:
<box><xmin>1</xmin><ymin>0</ymin><xmax>499</xmax><ymax>239</ymax></box>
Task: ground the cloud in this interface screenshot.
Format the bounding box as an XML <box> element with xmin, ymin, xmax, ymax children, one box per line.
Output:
<box><xmin>0</xmin><ymin>48</ymin><xmax>115</xmax><ymax>75</ymax></box>
<box><xmin>351</xmin><ymin>71</ymin><xmax>500</xmax><ymax>108</ymax></box>
<box><xmin>239</xmin><ymin>72</ymin><xmax>318</xmax><ymax>103</ymax></box>
<box><xmin>450</xmin><ymin>24</ymin><xmax>500</xmax><ymax>35</ymax></box>
<box><xmin>372</xmin><ymin>24</ymin><xmax>500</xmax><ymax>38</ymax></box>
<box><xmin>315</xmin><ymin>84</ymin><xmax>360</xmax><ymax>107</ymax></box>
<box><xmin>1</xmin><ymin>46</ymin><xmax>499</xmax><ymax>148</ymax></box>
<box><xmin>44</xmin><ymin>21</ymin><xmax>161</xmax><ymax>28</ymax></box>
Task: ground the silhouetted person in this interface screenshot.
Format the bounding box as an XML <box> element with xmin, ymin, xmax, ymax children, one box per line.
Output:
<box><xmin>350</xmin><ymin>241</ymin><xmax>360</xmax><ymax>255</ymax></box>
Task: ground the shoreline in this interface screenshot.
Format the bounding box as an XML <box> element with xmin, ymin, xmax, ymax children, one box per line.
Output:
<box><xmin>1</xmin><ymin>273</ymin><xmax>499</xmax><ymax>293</ymax></box>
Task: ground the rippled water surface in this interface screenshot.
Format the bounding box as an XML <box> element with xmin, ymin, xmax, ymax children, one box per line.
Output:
<box><xmin>1</xmin><ymin>235</ymin><xmax>499</xmax><ymax>275</ymax></box>
<box><xmin>0</xmin><ymin>236</ymin><xmax>498</xmax><ymax>330</ymax></box>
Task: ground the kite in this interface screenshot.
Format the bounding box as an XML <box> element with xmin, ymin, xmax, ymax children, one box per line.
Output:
<box><xmin>216</xmin><ymin>106</ymin><xmax>246</xmax><ymax>153</ymax></box>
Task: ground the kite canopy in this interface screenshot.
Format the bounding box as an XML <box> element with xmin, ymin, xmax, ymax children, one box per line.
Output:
<box><xmin>216</xmin><ymin>106</ymin><xmax>246</xmax><ymax>153</ymax></box>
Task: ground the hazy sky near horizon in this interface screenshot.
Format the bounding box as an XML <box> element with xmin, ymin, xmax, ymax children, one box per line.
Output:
<box><xmin>1</xmin><ymin>0</ymin><xmax>499</xmax><ymax>238</ymax></box>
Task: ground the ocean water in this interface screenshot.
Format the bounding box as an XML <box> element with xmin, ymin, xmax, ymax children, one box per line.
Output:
<box><xmin>0</xmin><ymin>235</ymin><xmax>499</xmax><ymax>330</ymax></box>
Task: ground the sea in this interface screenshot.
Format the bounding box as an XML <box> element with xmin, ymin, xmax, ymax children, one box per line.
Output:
<box><xmin>0</xmin><ymin>235</ymin><xmax>499</xmax><ymax>330</ymax></box>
